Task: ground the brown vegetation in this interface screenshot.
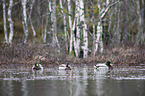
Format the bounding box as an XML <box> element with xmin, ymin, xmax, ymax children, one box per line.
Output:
<box><xmin>0</xmin><ymin>42</ymin><xmax>145</xmax><ymax>67</ymax></box>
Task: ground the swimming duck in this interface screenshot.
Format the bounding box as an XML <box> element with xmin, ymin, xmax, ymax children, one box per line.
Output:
<box><xmin>32</xmin><ymin>62</ymin><xmax>43</xmax><ymax>70</ymax></box>
<box><xmin>58</xmin><ymin>62</ymin><xmax>71</xmax><ymax>70</ymax></box>
<box><xmin>94</xmin><ymin>61</ymin><xmax>113</xmax><ymax>71</ymax></box>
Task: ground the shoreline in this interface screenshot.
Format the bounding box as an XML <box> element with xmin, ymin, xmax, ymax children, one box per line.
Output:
<box><xmin>0</xmin><ymin>43</ymin><xmax>145</xmax><ymax>66</ymax></box>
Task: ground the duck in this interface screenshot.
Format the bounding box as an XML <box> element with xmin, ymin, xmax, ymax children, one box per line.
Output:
<box><xmin>94</xmin><ymin>61</ymin><xmax>113</xmax><ymax>71</ymax></box>
<box><xmin>32</xmin><ymin>62</ymin><xmax>43</xmax><ymax>70</ymax></box>
<box><xmin>58</xmin><ymin>62</ymin><xmax>71</xmax><ymax>70</ymax></box>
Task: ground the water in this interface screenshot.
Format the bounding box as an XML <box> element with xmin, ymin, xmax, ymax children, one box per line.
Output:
<box><xmin>0</xmin><ymin>64</ymin><xmax>145</xmax><ymax>96</ymax></box>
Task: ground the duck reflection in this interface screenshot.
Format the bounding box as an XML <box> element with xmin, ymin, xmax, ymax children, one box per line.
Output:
<box><xmin>94</xmin><ymin>67</ymin><xmax>111</xmax><ymax>96</ymax></box>
<box><xmin>2</xmin><ymin>77</ymin><xmax>13</xmax><ymax>96</ymax></box>
<box><xmin>32</xmin><ymin>69</ymin><xmax>44</xmax><ymax>78</ymax></box>
<box><xmin>21</xmin><ymin>80</ymin><xmax>28</xmax><ymax>96</ymax></box>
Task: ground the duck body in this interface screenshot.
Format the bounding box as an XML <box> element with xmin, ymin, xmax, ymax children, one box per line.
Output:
<box><xmin>32</xmin><ymin>62</ymin><xmax>43</xmax><ymax>71</ymax></box>
<box><xmin>94</xmin><ymin>61</ymin><xmax>113</xmax><ymax>71</ymax></box>
<box><xmin>58</xmin><ymin>63</ymin><xmax>71</xmax><ymax>70</ymax></box>
<box><xmin>94</xmin><ymin>63</ymin><xmax>108</xmax><ymax>69</ymax></box>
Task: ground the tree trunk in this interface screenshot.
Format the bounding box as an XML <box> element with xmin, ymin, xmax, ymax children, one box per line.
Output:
<box><xmin>93</xmin><ymin>0</ymin><xmax>120</xmax><ymax>55</ymax></box>
<box><xmin>3</xmin><ymin>0</ymin><xmax>8</xmax><ymax>43</ymax></box>
<box><xmin>78</xmin><ymin>0</ymin><xmax>88</xmax><ymax>58</ymax></box>
<box><xmin>29</xmin><ymin>0</ymin><xmax>36</xmax><ymax>43</ymax></box>
<box><xmin>123</xmin><ymin>0</ymin><xmax>128</xmax><ymax>44</ymax></box>
<box><xmin>68</xmin><ymin>0</ymin><xmax>75</xmax><ymax>55</ymax></box>
<box><xmin>93</xmin><ymin>1</ymin><xmax>104</xmax><ymax>55</ymax></box>
<box><xmin>75</xmin><ymin>0</ymin><xmax>81</xmax><ymax>57</ymax></box>
<box><xmin>8</xmin><ymin>0</ymin><xmax>14</xmax><ymax>43</ymax></box>
<box><xmin>52</xmin><ymin>0</ymin><xmax>56</xmax><ymax>45</ymax></box>
<box><xmin>60</xmin><ymin>0</ymin><xmax>68</xmax><ymax>51</ymax></box>
<box><xmin>135</xmin><ymin>0</ymin><xmax>144</xmax><ymax>45</ymax></box>
<box><xmin>112</xmin><ymin>1</ymin><xmax>121</xmax><ymax>46</ymax></box>
<box><xmin>43</xmin><ymin>1</ymin><xmax>49</xmax><ymax>43</ymax></box>
<box><xmin>51</xmin><ymin>0</ymin><xmax>60</xmax><ymax>52</ymax></box>
<box><xmin>21</xmin><ymin>0</ymin><xmax>29</xmax><ymax>44</ymax></box>
<box><xmin>95</xmin><ymin>21</ymin><xmax>103</xmax><ymax>54</ymax></box>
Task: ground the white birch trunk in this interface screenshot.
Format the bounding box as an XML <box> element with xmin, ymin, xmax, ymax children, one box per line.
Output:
<box><xmin>29</xmin><ymin>0</ymin><xmax>36</xmax><ymax>37</ymax></box>
<box><xmin>73</xmin><ymin>20</ymin><xmax>79</xmax><ymax>57</ymax></box>
<box><xmin>94</xmin><ymin>21</ymin><xmax>103</xmax><ymax>54</ymax></box>
<box><xmin>52</xmin><ymin>0</ymin><xmax>56</xmax><ymax>45</ymax></box>
<box><xmin>116</xmin><ymin>2</ymin><xmax>121</xmax><ymax>45</ymax></box>
<box><xmin>93</xmin><ymin>1</ymin><xmax>103</xmax><ymax>55</ymax></box>
<box><xmin>77</xmin><ymin>0</ymin><xmax>88</xmax><ymax>58</ymax></box>
<box><xmin>136</xmin><ymin>0</ymin><xmax>144</xmax><ymax>45</ymax></box>
<box><xmin>43</xmin><ymin>1</ymin><xmax>49</xmax><ymax>43</ymax></box>
<box><xmin>51</xmin><ymin>0</ymin><xmax>60</xmax><ymax>52</ymax></box>
<box><xmin>93</xmin><ymin>0</ymin><xmax>120</xmax><ymax>55</ymax></box>
<box><xmin>67</xmin><ymin>0</ymin><xmax>74</xmax><ymax>55</ymax></box>
<box><xmin>80</xmin><ymin>0</ymin><xmax>88</xmax><ymax>58</ymax></box>
<box><xmin>92</xmin><ymin>16</ymin><xmax>96</xmax><ymax>56</ymax></box>
<box><xmin>21</xmin><ymin>0</ymin><xmax>29</xmax><ymax>44</ymax></box>
<box><xmin>43</xmin><ymin>13</ymin><xmax>48</xmax><ymax>43</ymax></box>
<box><xmin>3</xmin><ymin>0</ymin><xmax>8</xmax><ymax>43</ymax></box>
<box><xmin>8</xmin><ymin>0</ymin><xmax>14</xmax><ymax>43</ymax></box>
<box><xmin>60</xmin><ymin>0</ymin><xmax>68</xmax><ymax>51</ymax></box>
<box><xmin>75</xmin><ymin>0</ymin><xmax>81</xmax><ymax>57</ymax></box>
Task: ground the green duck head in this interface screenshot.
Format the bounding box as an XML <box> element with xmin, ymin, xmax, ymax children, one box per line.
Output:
<box><xmin>66</xmin><ymin>62</ymin><xmax>70</xmax><ymax>67</ymax></box>
<box><xmin>35</xmin><ymin>62</ymin><xmax>39</xmax><ymax>67</ymax></box>
<box><xmin>106</xmin><ymin>61</ymin><xmax>111</xmax><ymax>67</ymax></box>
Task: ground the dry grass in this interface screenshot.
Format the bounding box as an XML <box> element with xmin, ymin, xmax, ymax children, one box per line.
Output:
<box><xmin>0</xmin><ymin>43</ymin><xmax>145</xmax><ymax>66</ymax></box>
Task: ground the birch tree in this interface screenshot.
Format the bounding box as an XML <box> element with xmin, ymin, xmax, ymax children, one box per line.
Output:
<box><xmin>122</xmin><ymin>0</ymin><xmax>128</xmax><ymax>44</ymax></box>
<box><xmin>8</xmin><ymin>0</ymin><xmax>14</xmax><ymax>43</ymax></box>
<box><xmin>29</xmin><ymin>0</ymin><xmax>36</xmax><ymax>42</ymax></box>
<box><xmin>111</xmin><ymin>0</ymin><xmax>121</xmax><ymax>45</ymax></box>
<box><xmin>93</xmin><ymin>0</ymin><xmax>120</xmax><ymax>55</ymax></box>
<box><xmin>68</xmin><ymin>0</ymin><xmax>88</xmax><ymax>58</ymax></box>
<box><xmin>67</xmin><ymin>0</ymin><xmax>74</xmax><ymax>55</ymax></box>
<box><xmin>135</xmin><ymin>0</ymin><xmax>144</xmax><ymax>45</ymax></box>
<box><xmin>21</xmin><ymin>0</ymin><xmax>29</xmax><ymax>44</ymax></box>
<box><xmin>60</xmin><ymin>0</ymin><xmax>68</xmax><ymax>51</ymax></box>
<box><xmin>50</xmin><ymin>0</ymin><xmax>60</xmax><ymax>52</ymax></box>
<box><xmin>116</xmin><ymin>2</ymin><xmax>121</xmax><ymax>45</ymax></box>
<box><xmin>43</xmin><ymin>0</ymin><xmax>49</xmax><ymax>43</ymax></box>
<box><xmin>79</xmin><ymin>0</ymin><xmax>88</xmax><ymax>58</ymax></box>
<box><xmin>75</xmin><ymin>0</ymin><xmax>81</xmax><ymax>57</ymax></box>
<box><xmin>3</xmin><ymin>0</ymin><xmax>8</xmax><ymax>43</ymax></box>
<box><xmin>52</xmin><ymin>0</ymin><xmax>56</xmax><ymax>46</ymax></box>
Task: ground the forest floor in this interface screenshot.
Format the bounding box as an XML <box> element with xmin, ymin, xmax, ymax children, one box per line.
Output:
<box><xmin>0</xmin><ymin>42</ymin><xmax>145</xmax><ymax>67</ymax></box>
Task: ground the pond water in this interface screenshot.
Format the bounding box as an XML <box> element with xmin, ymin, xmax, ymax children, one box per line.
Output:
<box><xmin>0</xmin><ymin>64</ymin><xmax>145</xmax><ymax>96</ymax></box>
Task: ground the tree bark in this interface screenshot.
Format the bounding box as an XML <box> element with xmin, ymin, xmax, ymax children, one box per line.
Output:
<box><xmin>3</xmin><ymin>0</ymin><xmax>8</xmax><ymax>43</ymax></box>
<box><xmin>135</xmin><ymin>0</ymin><xmax>144</xmax><ymax>45</ymax></box>
<box><xmin>68</xmin><ymin>0</ymin><xmax>75</xmax><ymax>55</ymax></box>
<box><xmin>60</xmin><ymin>0</ymin><xmax>68</xmax><ymax>51</ymax></box>
<box><xmin>75</xmin><ymin>0</ymin><xmax>81</xmax><ymax>57</ymax></box>
<box><xmin>43</xmin><ymin>0</ymin><xmax>49</xmax><ymax>43</ymax></box>
<box><xmin>79</xmin><ymin>0</ymin><xmax>88</xmax><ymax>58</ymax></box>
<box><xmin>123</xmin><ymin>0</ymin><xmax>128</xmax><ymax>44</ymax></box>
<box><xmin>29</xmin><ymin>0</ymin><xmax>36</xmax><ymax>43</ymax></box>
<box><xmin>8</xmin><ymin>0</ymin><xmax>14</xmax><ymax>43</ymax></box>
<box><xmin>51</xmin><ymin>0</ymin><xmax>60</xmax><ymax>52</ymax></box>
<box><xmin>93</xmin><ymin>0</ymin><xmax>120</xmax><ymax>55</ymax></box>
<box><xmin>21</xmin><ymin>0</ymin><xmax>29</xmax><ymax>44</ymax></box>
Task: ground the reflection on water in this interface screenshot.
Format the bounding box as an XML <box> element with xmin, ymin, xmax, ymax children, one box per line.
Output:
<box><xmin>0</xmin><ymin>64</ymin><xmax>145</xmax><ymax>96</ymax></box>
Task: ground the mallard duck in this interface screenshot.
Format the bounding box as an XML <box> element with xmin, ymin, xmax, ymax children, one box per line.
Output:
<box><xmin>94</xmin><ymin>61</ymin><xmax>113</xmax><ymax>70</ymax></box>
<box><xmin>58</xmin><ymin>62</ymin><xmax>71</xmax><ymax>70</ymax></box>
<box><xmin>32</xmin><ymin>62</ymin><xmax>43</xmax><ymax>70</ymax></box>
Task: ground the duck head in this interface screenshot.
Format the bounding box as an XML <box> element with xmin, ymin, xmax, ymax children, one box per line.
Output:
<box><xmin>35</xmin><ymin>62</ymin><xmax>39</xmax><ymax>67</ymax></box>
<box><xmin>106</xmin><ymin>61</ymin><xmax>113</xmax><ymax>70</ymax></box>
<box><xmin>66</xmin><ymin>62</ymin><xmax>70</xmax><ymax>67</ymax></box>
<box><xmin>105</xmin><ymin>61</ymin><xmax>111</xmax><ymax>67</ymax></box>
